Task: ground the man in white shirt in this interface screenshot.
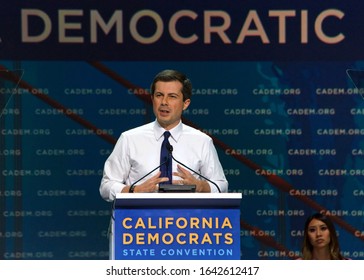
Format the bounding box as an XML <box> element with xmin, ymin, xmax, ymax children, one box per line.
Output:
<box><xmin>99</xmin><ymin>69</ymin><xmax>228</xmax><ymax>202</ymax></box>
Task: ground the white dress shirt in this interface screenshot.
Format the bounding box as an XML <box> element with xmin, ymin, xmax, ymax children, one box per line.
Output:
<box><xmin>100</xmin><ymin>120</ymin><xmax>228</xmax><ymax>201</ymax></box>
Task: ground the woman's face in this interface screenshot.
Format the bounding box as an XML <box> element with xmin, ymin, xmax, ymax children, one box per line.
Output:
<box><xmin>307</xmin><ymin>218</ymin><xmax>331</xmax><ymax>249</ymax></box>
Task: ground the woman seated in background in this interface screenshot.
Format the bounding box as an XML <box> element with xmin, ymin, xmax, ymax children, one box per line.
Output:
<box><xmin>299</xmin><ymin>212</ymin><xmax>348</xmax><ymax>260</ymax></box>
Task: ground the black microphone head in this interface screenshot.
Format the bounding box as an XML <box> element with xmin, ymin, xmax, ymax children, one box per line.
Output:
<box><xmin>167</xmin><ymin>143</ymin><xmax>173</xmax><ymax>153</ymax></box>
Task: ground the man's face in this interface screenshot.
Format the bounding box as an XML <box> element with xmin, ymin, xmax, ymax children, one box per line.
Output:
<box><xmin>152</xmin><ymin>81</ymin><xmax>190</xmax><ymax>130</ymax></box>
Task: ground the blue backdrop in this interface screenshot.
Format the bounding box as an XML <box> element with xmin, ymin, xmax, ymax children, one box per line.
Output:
<box><xmin>1</xmin><ymin>1</ymin><xmax>364</xmax><ymax>260</ymax></box>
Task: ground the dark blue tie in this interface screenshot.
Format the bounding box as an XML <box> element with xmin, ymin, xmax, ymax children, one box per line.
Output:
<box><xmin>160</xmin><ymin>131</ymin><xmax>172</xmax><ymax>184</ymax></box>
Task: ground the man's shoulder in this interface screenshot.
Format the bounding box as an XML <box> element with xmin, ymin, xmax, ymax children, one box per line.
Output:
<box><xmin>123</xmin><ymin>122</ymin><xmax>154</xmax><ymax>136</ymax></box>
<box><xmin>182</xmin><ymin>123</ymin><xmax>211</xmax><ymax>139</ymax></box>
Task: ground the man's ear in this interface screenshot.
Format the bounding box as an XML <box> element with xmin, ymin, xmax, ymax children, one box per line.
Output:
<box><xmin>183</xmin><ymin>99</ymin><xmax>191</xmax><ymax>110</ymax></box>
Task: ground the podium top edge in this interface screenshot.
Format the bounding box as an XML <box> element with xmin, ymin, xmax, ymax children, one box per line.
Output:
<box><xmin>115</xmin><ymin>193</ymin><xmax>242</xmax><ymax>200</ymax></box>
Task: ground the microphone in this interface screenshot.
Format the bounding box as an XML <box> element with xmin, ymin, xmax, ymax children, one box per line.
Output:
<box><xmin>128</xmin><ymin>157</ymin><xmax>169</xmax><ymax>193</ymax></box>
<box><xmin>167</xmin><ymin>143</ymin><xmax>222</xmax><ymax>193</ymax></box>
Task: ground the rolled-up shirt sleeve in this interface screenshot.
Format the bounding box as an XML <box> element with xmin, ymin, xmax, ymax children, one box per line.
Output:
<box><xmin>202</xmin><ymin>138</ymin><xmax>228</xmax><ymax>193</ymax></box>
<box><xmin>99</xmin><ymin>134</ymin><xmax>130</xmax><ymax>202</ymax></box>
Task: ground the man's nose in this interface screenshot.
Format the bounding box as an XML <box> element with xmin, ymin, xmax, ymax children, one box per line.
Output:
<box><xmin>161</xmin><ymin>96</ymin><xmax>168</xmax><ymax>104</ymax></box>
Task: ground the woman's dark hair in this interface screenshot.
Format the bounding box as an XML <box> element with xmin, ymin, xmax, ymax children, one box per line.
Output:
<box><xmin>301</xmin><ymin>212</ymin><xmax>345</xmax><ymax>260</ymax></box>
<box><xmin>150</xmin><ymin>69</ymin><xmax>192</xmax><ymax>101</ymax></box>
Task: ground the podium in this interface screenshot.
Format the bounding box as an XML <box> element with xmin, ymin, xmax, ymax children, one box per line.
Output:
<box><xmin>109</xmin><ymin>193</ymin><xmax>242</xmax><ymax>260</ymax></box>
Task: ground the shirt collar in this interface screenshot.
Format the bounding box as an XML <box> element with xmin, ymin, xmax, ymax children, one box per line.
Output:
<box><xmin>153</xmin><ymin>119</ymin><xmax>183</xmax><ymax>142</ymax></box>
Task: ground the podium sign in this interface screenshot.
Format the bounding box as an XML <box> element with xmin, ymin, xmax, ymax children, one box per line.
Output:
<box><xmin>111</xmin><ymin>193</ymin><xmax>242</xmax><ymax>260</ymax></box>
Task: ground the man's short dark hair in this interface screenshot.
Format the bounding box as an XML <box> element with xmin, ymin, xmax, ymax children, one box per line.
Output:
<box><xmin>150</xmin><ymin>69</ymin><xmax>192</xmax><ymax>101</ymax></box>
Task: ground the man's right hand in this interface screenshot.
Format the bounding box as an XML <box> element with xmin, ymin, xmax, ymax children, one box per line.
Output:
<box><xmin>126</xmin><ymin>171</ymin><xmax>169</xmax><ymax>193</ymax></box>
